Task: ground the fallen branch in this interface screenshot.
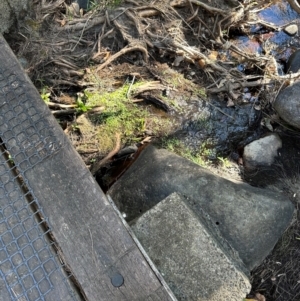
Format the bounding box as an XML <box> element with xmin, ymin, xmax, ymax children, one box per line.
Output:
<box><xmin>47</xmin><ymin>101</ymin><xmax>77</xmax><ymax>109</ymax></box>
<box><xmin>52</xmin><ymin>109</ymin><xmax>77</xmax><ymax>116</ymax></box>
<box><xmin>56</xmin><ymin>16</ymin><xmax>105</xmax><ymax>32</ymax></box>
<box><xmin>207</xmin><ymin>78</ymin><xmax>272</xmax><ymax>93</ymax></box>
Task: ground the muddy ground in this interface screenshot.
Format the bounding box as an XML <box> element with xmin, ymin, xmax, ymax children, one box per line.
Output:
<box><xmin>5</xmin><ymin>0</ymin><xmax>300</xmax><ymax>300</ymax></box>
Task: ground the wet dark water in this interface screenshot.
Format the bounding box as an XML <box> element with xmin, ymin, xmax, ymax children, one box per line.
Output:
<box><xmin>258</xmin><ymin>1</ymin><xmax>299</xmax><ymax>25</ymax></box>
<box><xmin>233</xmin><ymin>1</ymin><xmax>300</xmax><ymax>61</ymax></box>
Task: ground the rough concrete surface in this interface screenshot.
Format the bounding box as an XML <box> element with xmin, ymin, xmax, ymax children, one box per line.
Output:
<box><xmin>0</xmin><ymin>0</ymin><xmax>29</xmax><ymax>34</ymax></box>
<box><xmin>132</xmin><ymin>193</ymin><xmax>251</xmax><ymax>301</ymax></box>
<box><xmin>108</xmin><ymin>145</ymin><xmax>294</xmax><ymax>270</ymax></box>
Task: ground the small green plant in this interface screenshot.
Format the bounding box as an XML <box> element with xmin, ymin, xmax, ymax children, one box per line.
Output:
<box><xmin>217</xmin><ymin>156</ymin><xmax>231</xmax><ymax>168</ymax></box>
<box><xmin>7</xmin><ymin>153</ymin><xmax>14</xmax><ymax>165</ymax></box>
<box><xmin>197</xmin><ymin>88</ymin><xmax>207</xmax><ymax>98</ymax></box>
<box><xmin>76</xmin><ymin>93</ymin><xmax>91</xmax><ymax>113</ymax></box>
<box><xmin>40</xmin><ymin>87</ymin><xmax>51</xmax><ymax>103</ymax></box>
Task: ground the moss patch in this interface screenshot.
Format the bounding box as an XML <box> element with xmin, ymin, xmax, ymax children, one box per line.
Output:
<box><xmin>159</xmin><ymin>137</ymin><xmax>210</xmax><ymax>168</ymax></box>
<box><xmin>75</xmin><ymin>83</ymin><xmax>173</xmax><ymax>155</ymax></box>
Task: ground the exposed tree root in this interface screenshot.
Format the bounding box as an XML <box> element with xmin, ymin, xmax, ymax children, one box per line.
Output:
<box><xmin>18</xmin><ymin>0</ymin><xmax>274</xmax><ymax>92</ymax></box>
<box><xmin>96</xmin><ymin>44</ymin><xmax>148</xmax><ymax>71</ymax></box>
<box><xmin>90</xmin><ymin>133</ymin><xmax>121</xmax><ymax>175</ymax></box>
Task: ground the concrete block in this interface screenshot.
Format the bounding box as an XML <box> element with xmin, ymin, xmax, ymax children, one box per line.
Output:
<box><xmin>132</xmin><ymin>193</ymin><xmax>251</xmax><ymax>301</ymax></box>
<box><xmin>108</xmin><ymin>145</ymin><xmax>294</xmax><ymax>270</ymax></box>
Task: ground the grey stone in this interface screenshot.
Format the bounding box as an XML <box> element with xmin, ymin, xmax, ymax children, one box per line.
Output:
<box><xmin>132</xmin><ymin>193</ymin><xmax>251</xmax><ymax>301</ymax></box>
<box><xmin>242</xmin><ymin>134</ymin><xmax>283</xmax><ymax>187</ymax></box>
<box><xmin>0</xmin><ymin>0</ymin><xmax>29</xmax><ymax>34</ymax></box>
<box><xmin>274</xmin><ymin>81</ymin><xmax>300</xmax><ymax>129</ymax></box>
<box><xmin>108</xmin><ymin>145</ymin><xmax>294</xmax><ymax>270</ymax></box>
<box><xmin>286</xmin><ymin>49</ymin><xmax>300</xmax><ymax>73</ymax></box>
<box><xmin>283</xmin><ymin>24</ymin><xmax>298</xmax><ymax>36</ymax></box>
<box><xmin>243</xmin><ymin>133</ymin><xmax>282</xmax><ymax>169</ymax></box>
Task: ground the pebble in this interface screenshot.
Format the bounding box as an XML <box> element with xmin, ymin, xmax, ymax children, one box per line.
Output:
<box><xmin>283</xmin><ymin>24</ymin><xmax>298</xmax><ymax>36</ymax></box>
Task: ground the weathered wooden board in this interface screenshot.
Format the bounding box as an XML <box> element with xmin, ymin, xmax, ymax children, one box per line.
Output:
<box><xmin>0</xmin><ymin>34</ymin><xmax>177</xmax><ymax>300</ymax></box>
<box><xmin>23</xmin><ymin>140</ymin><xmax>176</xmax><ymax>301</ymax></box>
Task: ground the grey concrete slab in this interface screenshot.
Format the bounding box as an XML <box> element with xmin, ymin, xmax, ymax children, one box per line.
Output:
<box><xmin>132</xmin><ymin>193</ymin><xmax>251</xmax><ymax>301</ymax></box>
<box><xmin>108</xmin><ymin>145</ymin><xmax>295</xmax><ymax>270</ymax></box>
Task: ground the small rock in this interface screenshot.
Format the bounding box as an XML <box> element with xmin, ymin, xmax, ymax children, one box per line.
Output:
<box><xmin>243</xmin><ymin>134</ymin><xmax>282</xmax><ymax>169</ymax></box>
<box><xmin>283</xmin><ymin>24</ymin><xmax>298</xmax><ymax>36</ymax></box>
<box><xmin>274</xmin><ymin>81</ymin><xmax>300</xmax><ymax>129</ymax></box>
<box><xmin>286</xmin><ymin>49</ymin><xmax>300</xmax><ymax>73</ymax></box>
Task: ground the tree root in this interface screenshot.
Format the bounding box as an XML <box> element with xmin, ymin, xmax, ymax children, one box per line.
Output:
<box><xmin>96</xmin><ymin>44</ymin><xmax>148</xmax><ymax>71</ymax></box>
<box><xmin>24</xmin><ymin>0</ymin><xmax>274</xmax><ymax>90</ymax></box>
<box><xmin>90</xmin><ymin>133</ymin><xmax>121</xmax><ymax>175</ymax></box>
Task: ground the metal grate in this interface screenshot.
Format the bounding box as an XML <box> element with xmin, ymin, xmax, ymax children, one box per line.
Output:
<box><xmin>0</xmin><ymin>72</ymin><xmax>62</xmax><ymax>171</ymax></box>
<box><xmin>0</xmin><ymin>38</ymin><xmax>79</xmax><ymax>300</ymax></box>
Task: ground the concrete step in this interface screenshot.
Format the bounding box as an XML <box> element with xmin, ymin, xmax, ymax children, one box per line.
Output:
<box><xmin>108</xmin><ymin>145</ymin><xmax>294</xmax><ymax>270</ymax></box>
<box><xmin>131</xmin><ymin>192</ymin><xmax>251</xmax><ymax>301</ymax></box>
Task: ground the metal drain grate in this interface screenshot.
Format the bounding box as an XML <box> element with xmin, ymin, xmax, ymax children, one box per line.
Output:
<box><xmin>0</xmin><ymin>147</ymin><xmax>79</xmax><ymax>301</ymax></box>
<box><xmin>0</xmin><ymin>72</ymin><xmax>63</xmax><ymax>172</ymax></box>
<box><xmin>0</xmin><ymin>36</ymin><xmax>79</xmax><ymax>300</ymax></box>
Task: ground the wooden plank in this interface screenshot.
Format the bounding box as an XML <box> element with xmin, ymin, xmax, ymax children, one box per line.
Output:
<box><xmin>0</xmin><ymin>150</ymin><xmax>82</xmax><ymax>301</ymax></box>
<box><xmin>0</xmin><ymin>34</ymin><xmax>177</xmax><ymax>300</ymax></box>
<box><xmin>24</xmin><ymin>145</ymin><xmax>176</xmax><ymax>301</ymax></box>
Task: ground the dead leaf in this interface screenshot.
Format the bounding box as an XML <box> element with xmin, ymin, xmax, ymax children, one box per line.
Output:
<box><xmin>227</xmin><ymin>98</ymin><xmax>235</xmax><ymax>107</ymax></box>
<box><xmin>244</xmin><ymin>293</ymin><xmax>266</xmax><ymax>301</ymax></box>
<box><xmin>198</xmin><ymin>58</ymin><xmax>206</xmax><ymax>68</ymax></box>
<box><xmin>230</xmin><ymin>91</ymin><xmax>240</xmax><ymax>100</ymax></box>
<box><xmin>208</xmin><ymin>50</ymin><xmax>218</xmax><ymax>61</ymax></box>
<box><xmin>55</xmin><ymin>18</ymin><xmax>66</xmax><ymax>26</ymax></box>
<box><xmin>141</xmin><ymin>136</ymin><xmax>152</xmax><ymax>144</ymax></box>
<box><xmin>218</xmin><ymin>78</ymin><xmax>227</xmax><ymax>88</ymax></box>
